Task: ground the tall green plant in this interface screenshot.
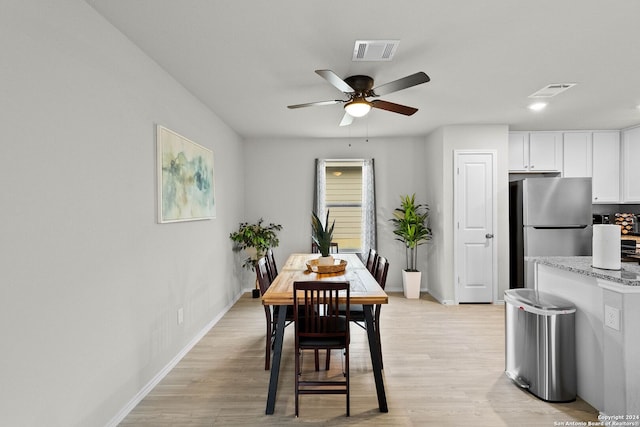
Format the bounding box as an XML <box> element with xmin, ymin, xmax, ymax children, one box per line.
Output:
<box><xmin>229</xmin><ymin>218</ymin><xmax>282</xmax><ymax>270</ymax></box>
<box><xmin>311</xmin><ymin>210</ymin><xmax>335</xmax><ymax>257</ymax></box>
<box><xmin>390</xmin><ymin>194</ymin><xmax>431</xmax><ymax>271</ymax></box>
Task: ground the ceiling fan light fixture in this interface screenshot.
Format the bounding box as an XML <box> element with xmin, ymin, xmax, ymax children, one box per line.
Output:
<box><xmin>344</xmin><ymin>99</ymin><xmax>372</xmax><ymax>117</ymax></box>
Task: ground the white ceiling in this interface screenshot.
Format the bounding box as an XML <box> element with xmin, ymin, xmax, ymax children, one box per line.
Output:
<box><xmin>87</xmin><ymin>0</ymin><xmax>640</xmax><ymax>139</ymax></box>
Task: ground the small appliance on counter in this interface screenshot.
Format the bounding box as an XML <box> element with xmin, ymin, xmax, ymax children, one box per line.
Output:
<box><xmin>592</xmin><ymin>224</ymin><xmax>621</xmax><ymax>270</ymax></box>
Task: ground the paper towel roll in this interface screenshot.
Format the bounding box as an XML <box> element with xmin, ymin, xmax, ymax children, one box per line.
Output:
<box><xmin>592</xmin><ymin>224</ymin><xmax>621</xmax><ymax>270</ymax></box>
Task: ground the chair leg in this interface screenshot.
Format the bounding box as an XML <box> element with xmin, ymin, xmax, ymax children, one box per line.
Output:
<box><xmin>314</xmin><ymin>349</ymin><xmax>320</xmax><ymax>371</ymax></box>
<box><xmin>345</xmin><ymin>346</ymin><xmax>350</xmax><ymax>417</ymax></box>
<box><xmin>265</xmin><ymin>309</ymin><xmax>272</xmax><ymax>370</ymax></box>
<box><xmin>325</xmin><ymin>349</ymin><xmax>331</xmax><ymax>370</ymax></box>
<box><xmin>295</xmin><ymin>349</ymin><xmax>300</xmax><ymax>417</ymax></box>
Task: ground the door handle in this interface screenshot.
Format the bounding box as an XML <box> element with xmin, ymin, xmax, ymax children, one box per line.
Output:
<box><xmin>485</xmin><ymin>233</ymin><xmax>494</xmax><ymax>239</ymax></box>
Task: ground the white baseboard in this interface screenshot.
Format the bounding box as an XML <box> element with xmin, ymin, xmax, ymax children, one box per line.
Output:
<box><xmin>106</xmin><ymin>290</ymin><xmax>245</xmax><ymax>427</ymax></box>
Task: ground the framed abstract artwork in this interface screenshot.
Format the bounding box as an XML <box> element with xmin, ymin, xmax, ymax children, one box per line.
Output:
<box><xmin>157</xmin><ymin>125</ymin><xmax>216</xmax><ymax>223</ymax></box>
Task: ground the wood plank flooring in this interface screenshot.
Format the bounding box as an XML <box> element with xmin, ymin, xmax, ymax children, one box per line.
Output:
<box><xmin>120</xmin><ymin>292</ymin><xmax>598</xmax><ymax>426</ymax></box>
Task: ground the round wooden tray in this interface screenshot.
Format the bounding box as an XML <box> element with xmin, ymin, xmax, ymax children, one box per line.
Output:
<box><xmin>306</xmin><ymin>258</ymin><xmax>347</xmax><ymax>274</ymax></box>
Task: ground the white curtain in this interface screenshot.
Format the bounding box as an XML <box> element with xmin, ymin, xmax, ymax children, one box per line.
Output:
<box><xmin>361</xmin><ymin>158</ymin><xmax>376</xmax><ymax>258</ymax></box>
<box><xmin>314</xmin><ymin>159</ymin><xmax>327</xmax><ymax>220</ymax></box>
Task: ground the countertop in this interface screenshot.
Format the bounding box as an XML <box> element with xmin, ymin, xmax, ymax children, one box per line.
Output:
<box><xmin>527</xmin><ymin>256</ymin><xmax>640</xmax><ymax>286</ymax></box>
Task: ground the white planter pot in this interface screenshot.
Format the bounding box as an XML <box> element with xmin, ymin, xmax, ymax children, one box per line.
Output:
<box><xmin>317</xmin><ymin>255</ymin><xmax>334</xmax><ymax>266</ymax></box>
<box><xmin>402</xmin><ymin>270</ymin><xmax>422</xmax><ymax>299</ymax></box>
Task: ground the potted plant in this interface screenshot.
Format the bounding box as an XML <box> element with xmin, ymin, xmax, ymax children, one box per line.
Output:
<box><xmin>311</xmin><ymin>210</ymin><xmax>335</xmax><ymax>265</ymax></box>
<box><xmin>390</xmin><ymin>194</ymin><xmax>431</xmax><ymax>298</ymax></box>
<box><xmin>230</xmin><ymin>219</ymin><xmax>282</xmax><ymax>297</ymax></box>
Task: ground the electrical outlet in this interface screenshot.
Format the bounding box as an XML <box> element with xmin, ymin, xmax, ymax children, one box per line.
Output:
<box><xmin>604</xmin><ymin>305</ymin><xmax>620</xmax><ymax>331</ymax></box>
<box><xmin>177</xmin><ymin>307</ymin><xmax>184</xmax><ymax>325</ymax></box>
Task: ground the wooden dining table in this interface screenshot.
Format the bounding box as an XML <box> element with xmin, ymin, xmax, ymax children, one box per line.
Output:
<box><xmin>262</xmin><ymin>253</ymin><xmax>389</xmax><ymax>415</ymax></box>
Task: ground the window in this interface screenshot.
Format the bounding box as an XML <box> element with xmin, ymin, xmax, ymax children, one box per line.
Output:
<box><xmin>315</xmin><ymin>159</ymin><xmax>376</xmax><ymax>255</ymax></box>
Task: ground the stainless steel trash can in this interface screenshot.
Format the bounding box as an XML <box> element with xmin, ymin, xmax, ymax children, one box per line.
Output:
<box><xmin>504</xmin><ymin>289</ymin><xmax>576</xmax><ymax>402</ymax></box>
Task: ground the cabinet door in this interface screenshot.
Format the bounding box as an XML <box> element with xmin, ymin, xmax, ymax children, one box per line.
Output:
<box><xmin>509</xmin><ymin>132</ymin><xmax>529</xmax><ymax>171</ymax></box>
<box><xmin>563</xmin><ymin>132</ymin><xmax>592</xmax><ymax>177</ymax></box>
<box><xmin>529</xmin><ymin>132</ymin><xmax>562</xmax><ymax>171</ymax></box>
<box><xmin>622</xmin><ymin>127</ymin><xmax>640</xmax><ymax>202</ymax></box>
<box><xmin>592</xmin><ymin>131</ymin><xmax>620</xmax><ymax>203</ymax></box>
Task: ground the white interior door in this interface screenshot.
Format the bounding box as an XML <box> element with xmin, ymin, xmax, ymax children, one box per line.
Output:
<box><xmin>454</xmin><ymin>151</ymin><xmax>496</xmax><ymax>303</ymax></box>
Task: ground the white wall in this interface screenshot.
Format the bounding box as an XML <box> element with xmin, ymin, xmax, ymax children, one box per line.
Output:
<box><xmin>243</xmin><ymin>136</ymin><xmax>428</xmax><ymax>292</ymax></box>
<box><xmin>425</xmin><ymin>128</ymin><xmax>446</xmax><ymax>301</ymax></box>
<box><xmin>0</xmin><ymin>2</ymin><xmax>244</xmax><ymax>426</ymax></box>
<box><xmin>424</xmin><ymin>125</ymin><xmax>510</xmax><ymax>303</ymax></box>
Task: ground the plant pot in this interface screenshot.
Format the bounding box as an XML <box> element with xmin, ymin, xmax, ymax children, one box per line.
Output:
<box><xmin>245</xmin><ymin>247</ymin><xmax>258</xmax><ymax>260</ymax></box>
<box><xmin>402</xmin><ymin>270</ymin><xmax>422</xmax><ymax>299</ymax></box>
<box><xmin>317</xmin><ymin>255</ymin><xmax>334</xmax><ymax>266</ymax></box>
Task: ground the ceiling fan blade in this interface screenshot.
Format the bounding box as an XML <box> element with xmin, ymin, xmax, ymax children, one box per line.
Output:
<box><xmin>315</xmin><ymin>70</ymin><xmax>355</xmax><ymax>93</ymax></box>
<box><xmin>370</xmin><ymin>100</ymin><xmax>418</xmax><ymax>116</ymax></box>
<box><xmin>339</xmin><ymin>112</ymin><xmax>354</xmax><ymax>127</ymax></box>
<box><xmin>287</xmin><ymin>100</ymin><xmax>343</xmax><ymax>109</ymax></box>
<box><xmin>371</xmin><ymin>72</ymin><xmax>430</xmax><ymax>96</ymax></box>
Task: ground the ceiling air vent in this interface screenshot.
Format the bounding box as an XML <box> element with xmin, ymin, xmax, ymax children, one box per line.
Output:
<box><xmin>352</xmin><ymin>40</ymin><xmax>399</xmax><ymax>61</ymax></box>
<box><xmin>528</xmin><ymin>83</ymin><xmax>576</xmax><ymax>98</ymax></box>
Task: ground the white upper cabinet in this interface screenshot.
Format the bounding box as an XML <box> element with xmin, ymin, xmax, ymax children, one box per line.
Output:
<box><xmin>562</xmin><ymin>132</ymin><xmax>592</xmax><ymax>178</ymax></box>
<box><xmin>508</xmin><ymin>132</ymin><xmax>529</xmax><ymax>171</ymax></box>
<box><xmin>622</xmin><ymin>127</ymin><xmax>640</xmax><ymax>203</ymax></box>
<box><xmin>563</xmin><ymin>132</ymin><xmax>592</xmax><ymax>177</ymax></box>
<box><xmin>592</xmin><ymin>131</ymin><xmax>620</xmax><ymax>203</ymax></box>
<box><xmin>529</xmin><ymin>132</ymin><xmax>563</xmax><ymax>171</ymax></box>
<box><xmin>509</xmin><ymin>131</ymin><xmax>562</xmax><ymax>172</ymax></box>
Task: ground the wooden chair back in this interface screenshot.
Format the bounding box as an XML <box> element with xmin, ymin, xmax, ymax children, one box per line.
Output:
<box><xmin>311</xmin><ymin>242</ymin><xmax>339</xmax><ymax>254</ymax></box>
<box><xmin>265</xmin><ymin>248</ymin><xmax>278</xmax><ymax>281</ymax></box>
<box><xmin>365</xmin><ymin>248</ymin><xmax>378</xmax><ymax>274</ymax></box>
<box><xmin>293</xmin><ymin>281</ymin><xmax>350</xmax><ymax>343</ymax></box>
<box><xmin>255</xmin><ymin>257</ymin><xmax>271</xmax><ymax>296</ymax></box>
<box><xmin>374</xmin><ymin>256</ymin><xmax>389</xmax><ymax>289</ymax></box>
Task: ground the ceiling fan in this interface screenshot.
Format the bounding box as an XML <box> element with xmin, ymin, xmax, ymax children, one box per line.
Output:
<box><xmin>287</xmin><ymin>70</ymin><xmax>430</xmax><ymax>126</ymax></box>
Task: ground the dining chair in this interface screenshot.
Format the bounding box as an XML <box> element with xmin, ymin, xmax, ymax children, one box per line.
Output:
<box><xmin>311</xmin><ymin>242</ymin><xmax>339</xmax><ymax>254</ymax></box>
<box><xmin>255</xmin><ymin>257</ymin><xmax>275</xmax><ymax>370</ymax></box>
<box><xmin>293</xmin><ymin>280</ymin><xmax>350</xmax><ymax>417</ymax></box>
<box><xmin>265</xmin><ymin>248</ymin><xmax>278</xmax><ymax>282</ymax></box>
<box><xmin>364</xmin><ymin>248</ymin><xmax>378</xmax><ymax>274</ymax></box>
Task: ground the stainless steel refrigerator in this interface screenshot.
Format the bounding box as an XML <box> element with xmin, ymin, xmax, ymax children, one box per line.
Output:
<box><xmin>509</xmin><ymin>177</ymin><xmax>592</xmax><ymax>288</ymax></box>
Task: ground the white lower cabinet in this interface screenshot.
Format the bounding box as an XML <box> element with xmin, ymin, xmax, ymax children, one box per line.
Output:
<box><xmin>592</xmin><ymin>131</ymin><xmax>620</xmax><ymax>203</ymax></box>
<box><xmin>622</xmin><ymin>127</ymin><xmax>640</xmax><ymax>202</ymax></box>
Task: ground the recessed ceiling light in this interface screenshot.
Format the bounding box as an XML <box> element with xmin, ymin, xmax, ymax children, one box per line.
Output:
<box><xmin>528</xmin><ymin>102</ymin><xmax>547</xmax><ymax>112</ymax></box>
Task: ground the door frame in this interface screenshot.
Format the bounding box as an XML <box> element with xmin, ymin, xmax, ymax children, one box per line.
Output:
<box><xmin>453</xmin><ymin>150</ymin><xmax>498</xmax><ymax>304</ymax></box>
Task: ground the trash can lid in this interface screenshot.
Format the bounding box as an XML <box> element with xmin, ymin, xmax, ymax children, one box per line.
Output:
<box><xmin>504</xmin><ymin>289</ymin><xmax>576</xmax><ymax>312</ymax></box>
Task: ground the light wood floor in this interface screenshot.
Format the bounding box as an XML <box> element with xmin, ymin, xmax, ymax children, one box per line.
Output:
<box><xmin>120</xmin><ymin>292</ymin><xmax>598</xmax><ymax>426</ymax></box>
